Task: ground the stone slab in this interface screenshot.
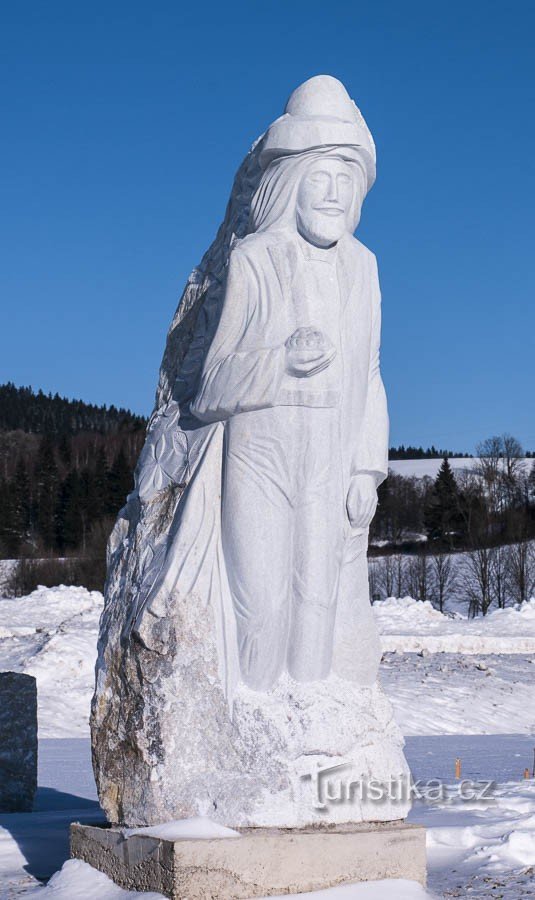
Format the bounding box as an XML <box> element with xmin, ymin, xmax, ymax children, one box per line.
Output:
<box><xmin>0</xmin><ymin>671</ymin><xmax>37</xmax><ymax>812</ymax></box>
<box><xmin>71</xmin><ymin>820</ymin><xmax>426</xmax><ymax>899</ymax></box>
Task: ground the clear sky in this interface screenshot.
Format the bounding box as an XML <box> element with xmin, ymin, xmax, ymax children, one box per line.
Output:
<box><xmin>1</xmin><ymin>0</ymin><xmax>533</xmax><ymax>452</ymax></box>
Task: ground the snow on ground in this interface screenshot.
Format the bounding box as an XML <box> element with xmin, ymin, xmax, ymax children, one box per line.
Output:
<box><xmin>0</xmin><ymin>586</ymin><xmax>103</xmax><ymax>737</ymax></box>
<box><xmin>376</xmin><ymin>596</ymin><xmax>535</xmax><ymax>654</ymax></box>
<box><xmin>388</xmin><ymin>457</ymin><xmax>479</xmax><ymax>479</ymax></box>
<box><xmin>388</xmin><ymin>457</ymin><xmax>533</xmax><ymax>480</ymax></box>
<box><xmin>124</xmin><ymin>816</ymin><xmax>241</xmax><ymax>840</ymax></box>
<box><xmin>0</xmin><ymin>559</ymin><xmax>17</xmax><ymax>596</ymax></box>
<box><xmin>1</xmin><ymin>585</ymin><xmax>535</xmax><ymax>897</ymax></box>
<box><xmin>382</xmin><ymin>653</ymin><xmax>535</xmax><ymax>736</ymax></box>
<box><xmin>411</xmin><ymin>778</ymin><xmax>535</xmax><ymax>898</ymax></box>
<box><xmin>3</xmin><ymin>736</ymin><xmax>535</xmax><ymax>898</ymax></box>
<box><xmin>1</xmin><ymin>587</ymin><xmax>535</xmax><ymax>739</ymax></box>
<box><xmin>6</xmin><ymin>860</ymin><xmax>432</xmax><ymax>900</ymax></box>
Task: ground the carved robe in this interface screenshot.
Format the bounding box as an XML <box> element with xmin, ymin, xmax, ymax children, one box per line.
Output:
<box><xmin>188</xmin><ymin>227</ymin><xmax>388</xmax><ymax>690</ymax></box>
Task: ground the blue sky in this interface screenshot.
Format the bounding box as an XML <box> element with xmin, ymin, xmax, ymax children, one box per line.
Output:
<box><xmin>1</xmin><ymin>0</ymin><xmax>533</xmax><ymax>451</ymax></box>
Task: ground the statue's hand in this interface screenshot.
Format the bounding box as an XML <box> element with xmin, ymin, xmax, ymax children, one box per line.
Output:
<box><xmin>346</xmin><ymin>473</ymin><xmax>378</xmax><ymax>531</ymax></box>
<box><xmin>285</xmin><ymin>327</ymin><xmax>336</xmax><ymax>378</ymax></box>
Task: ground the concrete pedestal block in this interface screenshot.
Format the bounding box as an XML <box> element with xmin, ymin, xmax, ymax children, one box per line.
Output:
<box><xmin>71</xmin><ymin>820</ymin><xmax>426</xmax><ymax>899</ymax></box>
<box><xmin>0</xmin><ymin>671</ymin><xmax>37</xmax><ymax>812</ymax></box>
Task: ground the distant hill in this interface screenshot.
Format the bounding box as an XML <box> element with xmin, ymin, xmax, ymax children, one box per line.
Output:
<box><xmin>0</xmin><ymin>382</ymin><xmax>146</xmax><ymax>435</ymax></box>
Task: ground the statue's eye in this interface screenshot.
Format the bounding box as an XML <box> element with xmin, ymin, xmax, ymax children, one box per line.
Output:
<box><xmin>309</xmin><ymin>171</ymin><xmax>329</xmax><ymax>183</ymax></box>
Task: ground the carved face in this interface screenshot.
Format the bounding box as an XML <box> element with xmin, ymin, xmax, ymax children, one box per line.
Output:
<box><xmin>296</xmin><ymin>157</ymin><xmax>356</xmax><ymax>248</ymax></box>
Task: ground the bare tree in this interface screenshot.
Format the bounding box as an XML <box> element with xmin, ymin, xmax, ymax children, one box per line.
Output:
<box><xmin>490</xmin><ymin>544</ymin><xmax>510</xmax><ymax>609</ymax></box>
<box><xmin>476</xmin><ymin>433</ymin><xmax>525</xmax><ymax>515</ymax></box>
<box><xmin>475</xmin><ymin>436</ymin><xmax>503</xmax><ymax>512</ymax></box>
<box><xmin>393</xmin><ymin>553</ymin><xmax>405</xmax><ymax>598</ymax></box>
<box><xmin>374</xmin><ymin>555</ymin><xmax>395</xmax><ymax>599</ymax></box>
<box><xmin>368</xmin><ymin>558</ymin><xmax>381</xmax><ymax>603</ymax></box>
<box><xmin>528</xmin><ymin>462</ymin><xmax>535</xmax><ymax>503</ymax></box>
<box><xmin>463</xmin><ymin>546</ymin><xmax>495</xmax><ymax>616</ymax></box>
<box><xmin>373</xmin><ymin>553</ymin><xmax>406</xmax><ymax>599</ymax></box>
<box><xmin>405</xmin><ymin>551</ymin><xmax>431</xmax><ymax>602</ymax></box>
<box><xmin>431</xmin><ymin>552</ymin><xmax>457</xmax><ymax>612</ymax></box>
<box><xmin>455</xmin><ymin>469</ymin><xmax>487</xmax><ymax>543</ymax></box>
<box><xmin>507</xmin><ymin>540</ymin><xmax>535</xmax><ymax>605</ymax></box>
<box><xmin>501</xmin><ymin>434</ymin><xmax>524</xmax><ymax>481</ymax></box>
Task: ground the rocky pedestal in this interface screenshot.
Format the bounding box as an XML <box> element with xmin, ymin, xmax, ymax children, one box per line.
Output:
<box><xmin>0</xmin><ymin>672</ymin><xmax>37</xmax><ymax>812</ymax></box>
<box><xmin>93</xmin><ymin>552</ymin><xmax>411</xmax><ymax>827</ymax></box>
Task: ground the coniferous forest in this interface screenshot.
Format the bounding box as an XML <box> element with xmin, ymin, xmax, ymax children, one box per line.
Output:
<box><xmin>0</xmin><ymin>383</ymin><xmax>147</xmax><ymax>590</ymax></box>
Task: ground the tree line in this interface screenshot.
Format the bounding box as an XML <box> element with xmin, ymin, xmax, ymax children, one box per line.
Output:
<box><xmin>0</xmin><ymin>384</ymin><xmax>146</xmax><ymax>589</ymax></box>
<box><xmin>372</xmin><ymin>437</ymin><xmax>534</xmax><ymax>551</ymax></box>
<box><xmin>388</xmin><ymin>445</ymin><xmax>472</xmax><ymax>460</ymax></box>
<box><xmin>0</xmin><ymin>382</ymin><xmax>145</xmax><ymax>435</ymax></box>
<box><xmin>370</xmin><ymin>542</ymin><xmax>535</xmax><ymax>616</ymax></box>
<box><xmin>370</xmin><ymin>434</ymin><xmax>535</xmax><ymax>615</ymax></box>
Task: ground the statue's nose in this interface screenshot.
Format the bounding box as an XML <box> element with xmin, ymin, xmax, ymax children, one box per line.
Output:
<box><xmin>325</xmin><ymin>176</ymin><xmax>339</xmax><ymax>202</ymax></box>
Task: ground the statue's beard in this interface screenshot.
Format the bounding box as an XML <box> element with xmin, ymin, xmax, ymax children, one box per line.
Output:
<box><xmin>296</xmin><ymin>208</ymin><xmax>354</xmax><ymax>248</ymax></box>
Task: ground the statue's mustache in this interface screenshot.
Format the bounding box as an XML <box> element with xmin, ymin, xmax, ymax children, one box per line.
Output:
<box><xmin>313</xmin><ymin>205</ymin><xmax>345</xmax><ymax>216</ymax></box>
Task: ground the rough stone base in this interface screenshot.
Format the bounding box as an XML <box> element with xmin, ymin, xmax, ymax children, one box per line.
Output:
<box><xmin>71</xmin><ymin>820</ymin><xmax>426</xmax><ymax>899</ymax></box>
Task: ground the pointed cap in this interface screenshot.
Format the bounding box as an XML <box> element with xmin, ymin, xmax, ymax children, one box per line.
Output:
<box><xmin>259</xmin><ymin>75</ymin><xmax>376</xmax><ymax>189</ymax></box>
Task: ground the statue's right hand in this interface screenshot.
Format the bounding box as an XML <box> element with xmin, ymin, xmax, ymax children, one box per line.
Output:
<box><xmin>284</xmin><ymin>327</ymin><xmax>336</xmax><ymax>378</ymax></box>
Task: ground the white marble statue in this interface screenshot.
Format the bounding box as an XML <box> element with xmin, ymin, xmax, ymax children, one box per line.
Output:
<box><xmin>92</xmin><ymin>75</ymin><xmax>411</xmax><ymax>829</ymax></box>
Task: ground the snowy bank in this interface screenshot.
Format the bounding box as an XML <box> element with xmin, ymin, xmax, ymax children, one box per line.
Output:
<box><xmin>0</xmin><ymin>585</ymin><xmax>103</xmax><ymax>737</ymax></box>
<box><xmin>1</xmin><ymin>586</ymin><xmax>535</xmax><ymax>738</ymax></box>
<box><xmin>16</xmin><ymin>860</ymin><xmax>433</xmax><ymax>899</ymax></box>
<box><xmin>376</xmin><ymin>596</ymin><xmax>535</xmax><ymax>654</ymax></box>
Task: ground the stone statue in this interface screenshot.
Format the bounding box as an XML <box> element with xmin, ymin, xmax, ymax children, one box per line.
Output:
<box><xmin>92</xmin><ymin>75</ymin><xmax>411</xmax><ymax>829</ymax></box>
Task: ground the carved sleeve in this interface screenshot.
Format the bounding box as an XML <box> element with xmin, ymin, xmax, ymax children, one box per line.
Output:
<box><xmin>352</xmin><ymin>253</ymin><xmax>389</xmax><ymax>485</ymax></box>
<box><xmin>191</xmin><ymin>249</ymin><xmax>286</xmax><ymax>423</ymax></box>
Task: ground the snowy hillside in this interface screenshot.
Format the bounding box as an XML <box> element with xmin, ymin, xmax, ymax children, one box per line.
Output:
<box><xmin>388</xmin><ymin>457</ymin><xmax>533</xmax><ymax>479</ymax></box>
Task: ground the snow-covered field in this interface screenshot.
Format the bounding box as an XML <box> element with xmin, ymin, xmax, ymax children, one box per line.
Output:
<box><xmin>0</xmin><ymin>586</ymin><xmax>103</xmax><ymax>738</ymax></box>
<box><xmin>2</xmin><ymin>587</ymin><xmax>534</xmax><ymax>738</ymax></box>
<box><xmin>388</xmin><ymin>457</ymin><xmax>533</xmax><ymax>480</ymax></box>
<box><xmin>388</xmin><ymin>457</ymin><xmax>480</xmax><ymax>479</ymax></box>
<box><xmin>377</xmin><ymin>596</ymin><xmax>535</xmax><ymax>655</ymax></box>
<box><xmin>1</xmin><ymin>584</ymin><xmax>534</xmax><ymax>898</ymax></box>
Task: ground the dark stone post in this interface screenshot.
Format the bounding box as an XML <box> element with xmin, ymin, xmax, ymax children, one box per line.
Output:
<box><xmin>0</xmin><ymin>672</ymin><xmax>38</xmax><ymax>812</ymax></box>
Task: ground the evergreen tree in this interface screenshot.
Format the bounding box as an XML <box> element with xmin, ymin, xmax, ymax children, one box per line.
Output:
<box><xmin>11</xmin><ymin>457</ymin><xmax>31</xmax><ymax>546</ymax></box>
<box><xmin>58</xmin><ymin>433</ymin><xmax>72</xmax><ymax>467</ymax></box>
<box><xmin>528</xmin><ymin>461</ymin><xmax>535</xmax><ymax>500</ymax></box>
<box><xmin>57</xmin><ymin>469</ymin><xmax>84</xmax><ymax>551</ymax></box>
<box><xmin>424</xmin><ymin>458</ymin><xmax>463</xmax><ymax>548</ymax></box>
<box><xmin>34</xmin><ymin>436</ymin><xmax>60</xmax><ymax>549</ymax></box>
<box><xmin>0</xmin><ymin>382</ymin><xmax>146</xmax><ymax>435</ymax></box>
<box><xmin>0</xmin><ymin>478</ymin><xmax>16</xmax><ymax>555</ymax></box>
<box><xmin>107</xmin><ymin>447</ymin><xmax>133</xmax><ymax>514</ymax></box>
<box><xmin>90</xmin><ymin>446</ymin><xmax>109</xmax><ymax>520</ymax></box>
